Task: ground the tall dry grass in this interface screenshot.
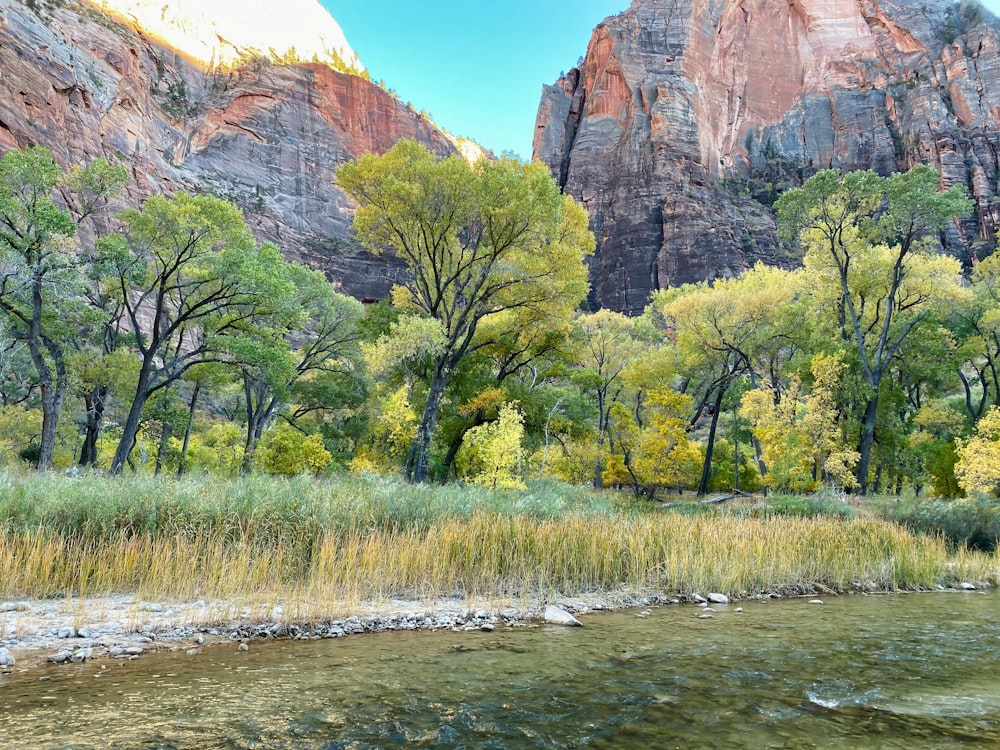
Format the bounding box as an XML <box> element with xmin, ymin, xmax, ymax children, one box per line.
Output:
<box><xmin>1</xmin><ymin>472</ymin><xmax>996</xmax><ymax>620</ymax></box>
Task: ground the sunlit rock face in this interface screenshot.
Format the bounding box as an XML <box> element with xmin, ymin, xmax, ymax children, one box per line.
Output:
<box><xmin>97</xmin><ymin>0</ymin><xmax>364</xmax><ymax>72</ymax></box>
<box><xmin>535</xmin><ymin>0</ymin><xmax>1000</xmax><ymax>313</ymax></box>
<box><xmin>0</xmin><ymin>0</ymin><xmax>456</xmax><ymax>300</ymax></box>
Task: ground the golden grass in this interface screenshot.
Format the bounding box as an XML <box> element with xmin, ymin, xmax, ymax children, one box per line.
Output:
<box><xmin>2</xmin><ymin>514</ymin><xmax>994</xmax><ymax>615</ymax></box>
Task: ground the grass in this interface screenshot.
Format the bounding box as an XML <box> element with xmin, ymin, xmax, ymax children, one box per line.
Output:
<box><xmin>0</xmin><ymin>473</ymin><xmax>996</xmax><ymax>625</ymax></box>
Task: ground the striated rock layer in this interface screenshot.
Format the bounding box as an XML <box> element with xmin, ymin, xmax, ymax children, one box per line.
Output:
<box><xmin>535</xmin><ymin>0</ymin><xmax>1000</xmax><ymax>313</ymax></box>
<box><xmin>0</xmin><ymin>0</ymin><xmax>459</xmax><ymax>300</ymax></box>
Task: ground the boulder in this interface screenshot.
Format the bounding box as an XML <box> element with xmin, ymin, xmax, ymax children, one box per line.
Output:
<box><xmin>544</xmin><ymin>605</ymin><xmax>583</xmax><ymax>627</ymax></box>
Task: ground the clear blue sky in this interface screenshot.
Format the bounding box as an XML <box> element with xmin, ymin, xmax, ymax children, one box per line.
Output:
<box><xmin>328</xmin><ymin>0</ymin><xmax>1000</xmax><ymax>160</ymax></box>
<box><xmin>326</xmin><ymin>1</ymin><xmax>628</xmax><ymax>159</ymax></box>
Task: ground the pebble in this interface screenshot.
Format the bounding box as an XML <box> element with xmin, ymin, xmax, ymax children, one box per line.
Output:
<box><xmin>0</xmin><ymin>601</ymin><xmax>31</xmax><ymax>613</ymax></box>
<box><xmin>707</xmin><ymin>593</ymin><xmax>729</xmax><ymax>605</ymax></box>
<box><xmin>0</xmin><ymin>647</ymin><xmax>14</xmax><ymax>667</ymax></box>
<box><xmin>808</xmin><ymin>599</ymin><xmax>825</xmax><ymax>605</ymax></box>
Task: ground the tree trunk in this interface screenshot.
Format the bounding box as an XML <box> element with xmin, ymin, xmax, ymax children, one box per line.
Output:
<box><xmin>178</xmin><ymin>381</ymin><xmax>201</xmax><ymax>476</ymax></box>
<box><xmin>855</xmin><ymin>395</ymin><xmax>879</xmax><ymax>494</ymax></box>
<box><xmin>406</xmin><ymin>362</ymin><xmax>450</xmax><ymax>483</ymax></box>
<box><xmin>697</xmin><ymin>387</ymin><xmax>726</xmax><ymax>496</ymax></box>
<box><xmin>154</xmin><ymin>421</ymin><xmax>172</xmax><ymax>475</ymax></box>
<box><xmin>110</xmin><ymin>365</ymin><xmax>153</xmax><ymax>475</ymax></box>
<box><xmin>79</xmin><ymin>386</ymin><xmax>107</xmax><ymax>467</ymax></box>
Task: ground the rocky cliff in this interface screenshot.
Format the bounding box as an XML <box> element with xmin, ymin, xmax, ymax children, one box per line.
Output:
<box><xmin>535</xmin><ymin>0</ymin><xmax>1000</xmax><ymax>313</ymax></box>
<box><xmin>0</xmin><ymin>0</ymin><xmax>460</xmax><ymax>300</ymax></box>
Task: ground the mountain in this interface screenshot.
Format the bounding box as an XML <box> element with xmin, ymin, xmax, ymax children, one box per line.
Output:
<box><xmin>0</xmin><ymin>0</ymin><xmax>466</xmax><ymax>300</ymax></box>
<box><xmin>534</xmin><ymin>0</ymin><xmax>1000</xmax><ymax>313</ymax></box>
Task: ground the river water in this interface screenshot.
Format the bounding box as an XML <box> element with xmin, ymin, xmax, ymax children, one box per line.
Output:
<box><xmin>2</xmin><ymin>592</ymin><xmax>999</xmax><ymax>748</ymax></box>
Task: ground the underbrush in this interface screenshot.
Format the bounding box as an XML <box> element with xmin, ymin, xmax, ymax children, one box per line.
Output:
<box><xmin>0</xmin><ymin>473</ymin><xmax>994</xmax><ymax>608</ymax></box>
<box><xmin>873</xmin><ymin>493</ymin><xmax>1000</xmax><ymax>553</ymax></box>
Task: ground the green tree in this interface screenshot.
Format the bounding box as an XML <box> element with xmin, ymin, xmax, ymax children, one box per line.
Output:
<box><xmin>232</xmin><ymin>262</ymin><xmax>363</xmax><ymax>472</ymax></box>
<box><xmin>338</xmin><ymin>140</ymin><xmax>593</xmax><ymax>482</ymax></box>
<box><xmin>776</xmin><ymin>166</ymin><xmax>972</xmax><ymax>493</ymax></box>
<box><xmin>99</xmin><ymin>193</ymin><xmax>289</xmax><ymax>474</ymax></box>
<box><xmin>0</xmin><ymin>146</ymin><xmax>126</xmax><ymax>470</ymax></box>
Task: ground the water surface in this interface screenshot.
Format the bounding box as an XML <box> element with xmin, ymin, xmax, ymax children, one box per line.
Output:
<box><xmin>2</xmin><ymin>592</ymin><xmax>998</xmax><ymax>748</ymax></box>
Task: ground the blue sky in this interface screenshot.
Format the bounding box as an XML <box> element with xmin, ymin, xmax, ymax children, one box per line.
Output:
<box><xmin>326</xmin><ymin>1</ymin><xmax>627</xmax><ymax>158</ymax></box>
<box><xmin>328</xmin><ymin>0</ymin><xmax>1000</xmax><ymax>160</ymax></box>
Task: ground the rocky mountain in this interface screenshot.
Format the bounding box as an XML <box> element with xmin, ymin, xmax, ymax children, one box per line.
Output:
<box><xmin>0</xmin><ymin>0</ymin><xmax>464</xmax><ymax>300</ymax></box>
<box><xmin>535</xmin><ymin>0</ymin><xmax>1000</xmax><ymax>313</ymax></box>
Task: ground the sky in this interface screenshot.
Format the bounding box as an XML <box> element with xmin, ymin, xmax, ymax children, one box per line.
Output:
<box><xmin>328</xmin><ymin>0</ymin><xmax>1000</xmax><ymax>160</ymax></box>
<box><xmin>326</xmin><ymin>1</ymin><xmax>628</xmax><ymax>159</ymax></box>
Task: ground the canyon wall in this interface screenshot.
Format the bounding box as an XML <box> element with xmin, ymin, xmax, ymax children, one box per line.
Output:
<box><xmin>535</xmin><ymin>0</ymin><xmax>1000</xmax><ymax>312</ymax></box>
<box><xmin>0</xmin><ymin>0</ymin><xmax>459</xmax><ymax>299</ymax></box>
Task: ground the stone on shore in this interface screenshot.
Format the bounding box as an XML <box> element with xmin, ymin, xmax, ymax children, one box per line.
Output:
<box><xmin>544</xmin><ymin>605</ymin><xmax>582</xmax><ymax>627</ymax></box>
<box><xmin>959</xmin><ymin>582</ymin><xmax>977</xmax><ymax>591</ymax></box>
<box><xmin>47</xmin><ymin>649</ymin><xmax>73</xmax><ymax>664</ymax></box>
<box><xmin>72</xmin><ymin>647</ymin><xmax>93</xmax><ymax>663</ymax></box>
<box><xmin>707</xmin><ymin>593</ymin><xmax>729</xmax><ymax>604</ymax></box>
<box><xmin>0</xmin><ymin>601</ymin><xmax>31</xmax><ymax>613</ymax></box>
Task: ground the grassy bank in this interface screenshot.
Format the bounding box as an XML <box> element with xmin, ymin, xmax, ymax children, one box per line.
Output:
<box><xmin>0</xmin><ymin>474</ymin><xmax>996</xmax><ymax>615</ymax></box>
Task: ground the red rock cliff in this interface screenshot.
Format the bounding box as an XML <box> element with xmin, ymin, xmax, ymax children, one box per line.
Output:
<box><xmin>0</xmin><ymin>0</ymin><xmax>459</xmax><ymax>300</ymax></box>
<box><xmin>535</xmin><ymin>0</ymin><xmax>1000</xmax><ymax>313</ymax></box>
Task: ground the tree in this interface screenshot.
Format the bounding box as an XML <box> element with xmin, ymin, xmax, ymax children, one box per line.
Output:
<box><xmin>99</xmin><ymin>192</ymin><xmax>289</xmax><ymax>474</ymax></box>
<box><xmin>776</xmin><ymin>166</ymin><xmax>972</xmax><ymax>493</ymax></box>
<box><xmin>574</xmin><ymin>310</ymin><xmax>645</xmax><ymax>489</ymax></box>
<box><xmin>456</xmin><ymin>402</ymin><xmax>526</xmax><ymax>490</ymax></box>
<box><xmin>231</xmin><ymin>262</ymin><xmax>363</xmax><ymax>472</ymax></box>
<box><xmin>955</xmin><ymin>406</ymin><xmax>1000</xmax><ymax>496</ymax></box>
<box><xmin>338</xmin><ymin>140</ymin><xmax>593</xmax><ymax>482</ymax></box>
<box><xmin>653</xmin><ymin>264</ymin><xmax>805</xmax><ymax>494</ymax></box>
<box><xmin>0</xmin><ymin>146</ymin><xmax>126</xmax><ymax>470</ymax></box>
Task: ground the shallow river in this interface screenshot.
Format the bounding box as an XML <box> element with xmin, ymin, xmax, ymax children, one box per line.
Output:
<box><xmin>2</xmin><ymin>592</ymin><xmax>1000</xmax><ymax>748</ymax></box>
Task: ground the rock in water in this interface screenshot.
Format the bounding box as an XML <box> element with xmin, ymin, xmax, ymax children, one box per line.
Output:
<box><xmin>534</xmin><ymin>0</ymin><xmax>1000</xmax><ymax>313</ymax></box>
<box><xmin>0</xmin><ymin>647</ymin><xmax>14</xmax><ymax>667</ymax></box>
<box><xmin>544</xmin><ymin>606</ymin><xmax>583</xmax><ymax>627</ymax></box>
<box><xmin>707</xmin><ymin>593</ymin><xmax>729</xmax><ymax>604</ymax></box>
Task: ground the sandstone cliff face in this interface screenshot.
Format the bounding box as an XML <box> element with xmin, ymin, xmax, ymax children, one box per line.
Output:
<box><xmin>0</xmin><ymin>0</ymin><xmax>457</xmax><ymax>299</ymax></box>
<box><xmin>535</xmin><ymin>0</ymin><xmax>1000</xmax><ymax>313</ymax></box>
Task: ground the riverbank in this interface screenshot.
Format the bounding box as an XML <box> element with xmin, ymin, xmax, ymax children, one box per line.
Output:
<box><xmin>2</xmin><ymin>473</ymin><xmax>998</xmax><ymax>674</ymax></box>
<box><xmin>1</xmin><ymin>581</ymin><xmax>994</xmax><ymax>676</ymax></box>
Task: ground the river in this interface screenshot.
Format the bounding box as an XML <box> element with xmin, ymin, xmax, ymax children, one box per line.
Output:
<box><xmin>2</xmin><ymin>591</ymin><xmax>998</xmax><ymax>748</ymax></box>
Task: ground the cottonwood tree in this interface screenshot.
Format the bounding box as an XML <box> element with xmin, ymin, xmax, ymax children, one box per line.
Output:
<box><xmin>233</xmin><ymin>262</ymin><xmax>364</xmax><ymax>472</ymax></box>
<box><xmin>653</xmin><ymin>264</ymin><xmax>804</xmax><ymax>494</ymax></box>
<box><xmin>0</xmin><ymin>146</ymin><xmax>126</xmax><ymax>470</ymax></box>
<box><xmin>99</xmin><ymin>192</ymin><xmax>289</xmax><ymax>474</ymax></box>
<box><xmin>338</xmin><ymin>140</ymin><xmax>593</xmax><ymax>482</ymax></box>
<box><xmin>776</xmin><ymin>166</ymin><xmax>971</xmax><ymax>493</ymax></box>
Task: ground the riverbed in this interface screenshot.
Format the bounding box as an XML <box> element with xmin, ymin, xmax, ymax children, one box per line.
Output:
<box><xmin>2</xmin><ymin>591</ymin><xmax>998</xmax><ymax>748</ymax></box>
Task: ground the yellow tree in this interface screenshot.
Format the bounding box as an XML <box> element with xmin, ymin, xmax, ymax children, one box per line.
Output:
<box><xmin>338</xmin><ymin>141</ymin><xmax>592</xmax><ymax>482</ymax></box>
<box><xmin>776</xmin><ymin>166</ymin><xmax>972</xmax><ymax>493</ymax></box>
<box><xmin>955</xmin><ymin>406</ymin><xmax>1000</xmax><ymax>496</ymax></box>
<box><xmin>653</xmin><ymin>264</ymin><xmax>805</xmax><ymax>494</ymax></box>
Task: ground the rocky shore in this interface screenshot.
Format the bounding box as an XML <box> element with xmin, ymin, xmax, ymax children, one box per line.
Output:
<box><xmin>0</xmin><ymin>583</ymin><xmax>986</xmax><ymax>675</ymax></box>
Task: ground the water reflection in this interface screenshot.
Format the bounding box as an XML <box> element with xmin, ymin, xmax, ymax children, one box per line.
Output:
<box><xmin>2</xmin><ymin>592</ymin><xmax>999</xmax><ymax>748</ymax></box>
